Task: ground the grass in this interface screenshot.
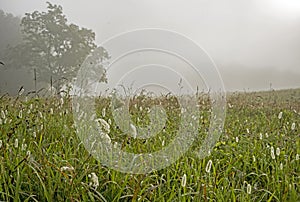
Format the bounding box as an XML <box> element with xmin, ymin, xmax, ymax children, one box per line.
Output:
<box><xmin>0</xmin><ymin>88</ymin><xmax>299</xmax><ymax>201</ymax></box>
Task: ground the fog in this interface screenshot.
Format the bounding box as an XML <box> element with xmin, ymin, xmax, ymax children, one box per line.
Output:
<box><xmin>1</xmin><ymin>0</ymin><xmax>300</xmax><ymax>93</ymax></box>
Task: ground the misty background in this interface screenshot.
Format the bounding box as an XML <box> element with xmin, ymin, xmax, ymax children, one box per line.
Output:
<box><xmin>0</xmin><ymin>0</ymin><xmax>300</xmax><ymax>94</ymax></box>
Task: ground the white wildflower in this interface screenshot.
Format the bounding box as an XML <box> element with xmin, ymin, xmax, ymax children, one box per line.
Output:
<box><xmin>291</xmin><ymin>122</ymin><xmax>296</xmax><ymax>130</ymax></box>
<box><xmin>259</xmin><ymin>133</ymin><xmax>263</xmax><ymax>140</ymax></box>
<box><xmin>246</xmin><ymin>128</ymin><xmax>250</xmax><ymax>134</ymax></box>
<box><xmin>265</xmin><ymin>133</ymin><xmax>269</xmax><ymax>138</ymax></box>
<box><xmin>247</xmin><ymin>183</ymin><xmax>252</xmax><ymax>194</ymax></box>
<box><xmin>296</xmin><ymin>154</ymin><xmax>299</xmax><ymax>161</ymax></box>
<box><xmin>181</xmin><ymin>174</ymin><xmax>187</xmax><ymax>187</ymax></box>
<box><xmin>130</xmin><ymin>123</ymin><xmax>137</xmax><ymax>139</ymax></box>
<box><xmin>162</xmin><ymin>140</ymin><xmax>165</xmax><ymax>147</ymax></box>
<box><xmin>205</xmin><ymin>160</ymin><xmax>213</xmax><ymax>173</ymax></box>
<box><xmin>271</xmin><ymin>146</ymin><xmax>275</xmax><ymax>160</ymax></box>
<box><xmin>50</xmin><ymin>108</ymin><xmax>53</xmax><ymax>115</ymax></box>
<box><xmin>278</xmin><ymin>112</ymin><xmax>283</xmax><ymax>119</ymax></box>
<box><xmin>276</xmin><ymin>147</ymin><xmax>280</xmax><ymax>156</ymax></box>
<box><xmin>235</xmin><ymin>136</ymin><xmax>239</xmax><ymax>143</ymax></box>
<box><xmin>88</xmin><ymin>172</ymin><xmax>99</xmax><ymax>189</ymax></box>
<box><xmin>33</xmin><ymin>131</ymin><xmax>36</xmax><ymax>138</ymax></box>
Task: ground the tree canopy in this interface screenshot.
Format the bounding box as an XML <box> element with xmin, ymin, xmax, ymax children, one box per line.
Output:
<box><xmin>4</xmin><ymin>2</ymin><xmax>108</xmax><ymax>91</ymax></box>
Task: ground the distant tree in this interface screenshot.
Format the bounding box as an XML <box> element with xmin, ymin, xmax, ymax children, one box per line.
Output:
<box><xmin>0</xmin><ymin>10</ymin><xmax>22</xmax><ymax>54</ymax></box>
<box><xmin>4</xmin><ymin>2</ymin><xmax>108</xmax><ymax>91</ymax></box>
<box><xmin>0</xmin><ymin>10</ymin><xmax>26</xmax><ymax>95</ymax></box>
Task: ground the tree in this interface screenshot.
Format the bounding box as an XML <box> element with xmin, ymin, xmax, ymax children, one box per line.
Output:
<box><xmin>0</xmin><ymin>10</ymin><xmax>22</xmax><ymax>55</ymax></box>
<box><xmin>4</xmin><ymin>2</ymin><xmax>108</xmax><ymax>91</ymax></box>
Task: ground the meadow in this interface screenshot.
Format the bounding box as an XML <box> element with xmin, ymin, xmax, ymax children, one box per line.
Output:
<box><xmin>0</xmin><ymin>88</ymin><xmax>299</xmax><ymax>201</ymax></box>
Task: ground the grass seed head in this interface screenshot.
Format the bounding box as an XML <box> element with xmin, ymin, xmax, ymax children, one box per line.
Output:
<box><xmin>26</xmin><ymin>150</ymin><xmax>31</xmax><ymax>158</ymax></box>
<box><xmin>130</xmin><ymin>124</ymin><xmax>137</xmax><ymax>139</ymax></box>
<box><xmin>60</xmin><ymin>166</ymin><xmax>75</xmax><ymax>172</ymax></box>
<box><xmin>206</xmin><ymin>160</ymin><xmax>213</xmax><ymax>173</ymax></box>
<box><xmin>265</xmin><ymin>133</ymin><xmax>269</xmax><ymax>138</ymax></box>
<box><xmin>21</xmin><ymin>143</ymin><xmax>27</xmax><ymax>151</ymax></box>
<box><xmin>271</xmin><ymin>146</ymin><xmax>275</xmax><ymax>160</ymax></box>
<box><xmin>280</xmin><ymin>163</ymin><xmax>283</xmax><ymax>170</ymax></box>
<box><xmin>181</xmin><ymin>174</ymin><xmax>187</xmax><ymax>187</ymax></box>
<box><xmin>88</xmin><ymin>172</ymin><xmax>99</xmax><ymax>189</ymax></box>
<box><xmin>96</xmin><ymin>118</ymin><xmax>110</xmax><ymax>134</ymax></box>
<box><xmin>102</xmin><ymin>108</ymin><xmax>106</xmax><ymax>117</ymax></box>
<box><xmin>14</xmin><ymin>139</ymin><xmax>19</xmax><ymax>148</ymax></box>
<box><xmin>247</xmin><ymin>183</ymin><xmax>252</xmax><ymax>194</ymax></box>
<box><xmin>1</xmin><ymin>110</ymin><xmax>6</xmax><ymax>119</ymax></box>
<box><xmin>276</xmin><ymin>147</ymin><xmax>280</xmax><ymax>156</ymax></box>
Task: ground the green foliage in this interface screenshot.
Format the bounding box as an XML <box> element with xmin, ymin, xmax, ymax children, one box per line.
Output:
<box><xmin>0</xmin><ymin>89</ymin><xmax>299</xmax><ymax>201</ymax></box>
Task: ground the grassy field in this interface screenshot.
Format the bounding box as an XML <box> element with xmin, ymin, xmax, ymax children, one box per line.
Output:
<box><xmin>0</xmin><ymin>88</ymin><xmax>299</xmax><ymax>201</ymax></box>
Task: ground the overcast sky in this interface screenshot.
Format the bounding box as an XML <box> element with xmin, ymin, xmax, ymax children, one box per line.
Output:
<box><xmin>1</xmin><ymin>0</ymin><xmax>300</xmax><ymax>92</ymax></box>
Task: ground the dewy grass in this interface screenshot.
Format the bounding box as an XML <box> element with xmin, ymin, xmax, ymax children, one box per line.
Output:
<box><xmin>0</xmin><ymin>89</ymin><xmax>299</xmax><ymax>201</ymax></box>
